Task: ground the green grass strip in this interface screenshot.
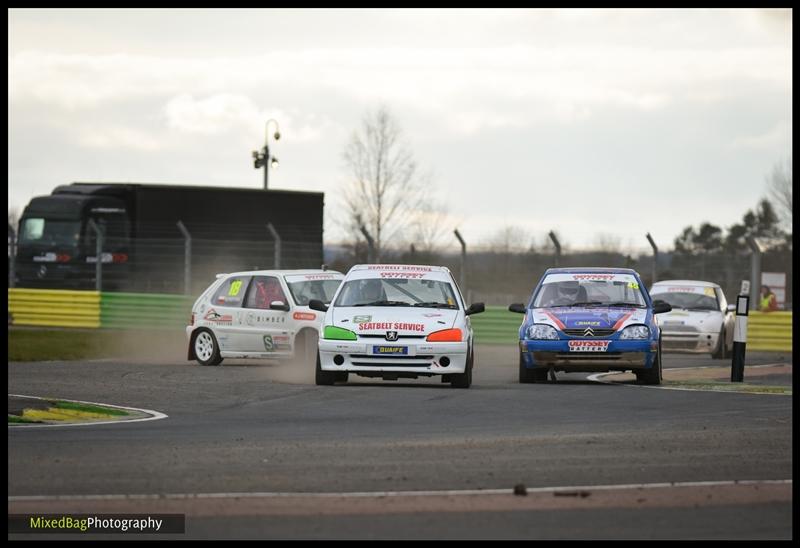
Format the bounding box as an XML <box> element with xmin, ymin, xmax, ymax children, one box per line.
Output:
<box><xmin>663</xmin><ymin>380</ymin><xmax>791</xmax><ymax>395</ymax></box>
<box><xmin>51</xmin><ymin>401</ymin><xmax>129</xmax><ymax>416</ymax></box>
<box><xmin>8</xmin><ymin>414</ymin><xmax>41</xmax><ymax>424</ymax></box>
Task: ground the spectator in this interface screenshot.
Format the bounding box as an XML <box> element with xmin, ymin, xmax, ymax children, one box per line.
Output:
<box><xmin>759</xmin><ymin>285</ymin><xmax>778</xmax><ymax>312</ymax></box>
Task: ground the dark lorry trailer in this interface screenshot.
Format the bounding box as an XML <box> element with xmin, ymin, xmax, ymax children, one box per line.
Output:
<box><xmin>13</xmin><ymin>183</ymin><xmax>324</xmax><ymax>294</ymax></box>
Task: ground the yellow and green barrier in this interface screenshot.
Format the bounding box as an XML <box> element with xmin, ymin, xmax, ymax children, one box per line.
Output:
<box><xmin>100</xmin><ymin>292</ymin><xmax>193</xmax><ymax>329</ymax></box>
<box><xmin>7</xmin><ymin>289</ymin><xmax>101</xmax><ymax>328</ymax></box>
<box><xmin>8</xmin><ymin>288</ymin><xmax>192</xmax><ymax>330</ymax></box>
<box><xmin>748</xmin><ymin>311</ymin><xmax>792</xmax><ymax>352</ymax></box>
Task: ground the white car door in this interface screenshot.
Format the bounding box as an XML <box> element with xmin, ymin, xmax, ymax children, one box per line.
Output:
<box><xmin>240</xmin><ymin>275</ymin><xmax>292</xmax><ymax>355</ymax></box>
<box><xmin>205</xmin><ymin>274</ymin><xmax>252</xmax><ymax>351</ymax></box>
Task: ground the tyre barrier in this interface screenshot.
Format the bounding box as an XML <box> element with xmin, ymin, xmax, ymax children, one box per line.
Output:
<box><xmin>8</xmin><ymin>288</ymin><xmax>191</xmax><ymax>330</ymax></box>
<box><xmin>7</xmin><ymin>289</ymin><xmax>101</xmax><ymax>328</ymax></box>
<box><xmin>746</xmin><ymin>311</ymin><xmax>792</xmax><ymax>352</ymax></box>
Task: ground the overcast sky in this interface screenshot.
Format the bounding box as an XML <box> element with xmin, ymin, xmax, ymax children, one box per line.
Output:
<box><xmin>8</xmin><ymin>8</ymin><xmax>792</xmax><ymax>253</ymax></box>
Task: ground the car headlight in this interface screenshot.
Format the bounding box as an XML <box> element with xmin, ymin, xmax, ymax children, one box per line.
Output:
<box><xmin>619</xmin><ymin>325</ymin><xmax>650</xmax><ymax>339</ymax></box>
<box><xmin>527</xmin><ymin>324</ymin><xmax>559</xmax><ymax>340</ymax></box>
<box><xmin>323</xmin><ymin>325</ymin><xmax>357</xmax><ymax>340</ymax></box>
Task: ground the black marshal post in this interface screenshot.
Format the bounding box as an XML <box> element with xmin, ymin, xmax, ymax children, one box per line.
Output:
<box><xmin>730</xmin><ymin>295</ymin><xmax>749</xmax><ymax>382</ymax></box>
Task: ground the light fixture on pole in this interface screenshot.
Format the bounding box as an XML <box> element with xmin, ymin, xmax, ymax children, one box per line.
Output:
<box><xmin>252</xmin><ymin>119</ymin><xmax>281</xmax><ymax>190</ymax></box>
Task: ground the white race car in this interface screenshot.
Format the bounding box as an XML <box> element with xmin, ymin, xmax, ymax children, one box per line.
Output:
<box><xmin>309</xmin><ymin>264</ymin><xmax>485</xmax><ymax>388</ymax></box>
<box><xmin>186</xmin><ymin>269</ymin><xmax>343</xmax><ymax>366</ymax></box>
<box><xmin>650</xmin><ymin>280</ymin><xmax>736</xmax><ymax>359</ymax></box>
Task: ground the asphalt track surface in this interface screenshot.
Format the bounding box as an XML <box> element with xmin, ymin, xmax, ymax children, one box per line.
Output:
<box><xmin>8</xmin><ymin>345</ymin><xmax>793</xmax><ymax>540</ymax></box>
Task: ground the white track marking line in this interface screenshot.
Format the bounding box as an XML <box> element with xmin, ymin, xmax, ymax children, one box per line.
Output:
<box><xmin>588</xmin><ymin>363</ymin><xmax>791</xmax><ymax>394</ymax></box>
<box><xmin>8</xmin><ymin>479</ymin><xmax>792</xmax><ymax>502</ymax></box>
<box><xmin>7</xmin><ymin>394</ymin><xmax>167</xmax><ymax>428</ymax></box>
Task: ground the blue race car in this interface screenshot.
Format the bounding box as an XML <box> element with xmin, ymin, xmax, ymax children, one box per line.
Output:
<box><xmin>509</xmin><ymin>267</ymin><xmax>672</xmax><ymax>384</ymax></box>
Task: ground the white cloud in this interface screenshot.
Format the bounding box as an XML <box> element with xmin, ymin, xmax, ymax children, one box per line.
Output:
<box><xmin>77</xmin><ymin>126</ymin><xmax>162</xmax><ymax>151</ymax></box>
<box><xmin>732</xmin><ymin>120</ymin><xmax>792</xmax><ymax>150</ymax></box>
<box><xmin>9</xmin><ymin>45</ymin><xmax>789</xmax><ymax>134</ymax></box>
<box><xmin>164</xmin><ymin>93</ymin><xmax>261</xmax><ymax>134</ymax></box>
<box><xmin>7</xmin><ymin>9</ymin><xmax>793</xmax><ymax>249</ymax></box>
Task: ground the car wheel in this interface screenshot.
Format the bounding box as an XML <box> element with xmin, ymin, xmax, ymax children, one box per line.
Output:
<box><xmin>315</xmin><ymin>352</ymin><xmax>337</xmax><ymax>386</ymax></box>
<box><xmin>335</xmin><ymin>372</ymin><xmax>349</xmax><ymax>383</ymax></box>
<box><xmin>711</xmin><ymin>328</ymin><xmax>726</xmax><ymax>359</ymax></box>
<box><xmin>450</xmin><ymin>347</ymin><xmax>473</xmax><ymax>389</ymax></box>
<box><xmin>519</xmin><ymin>352</ymin><xmax>547</xmax><ymax>383</ymax></box>
<box><xmin>637</xmin><ymin>338</ymin><xmax>662</xmax><ymax>385</ymax></box>
<box><xmin>194</xmin><ymin>329</ymin><xmax>223</xmax><ymax>366</ymax></box>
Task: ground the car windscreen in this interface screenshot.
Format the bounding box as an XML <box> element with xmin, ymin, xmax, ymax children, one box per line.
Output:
<box><xmin>532</xmin><ymin>273</ymin><xmax>646</xmax><ymax>308</ymax></box>
<box><xmin>650</xmin><ymin>290</ymin><xmax>719</xmax><ymax>311</ymax></box>
<box><xmin>287</xmin><ymin>280</ymin><xmax>342</xmax><ymax>306</ymax></box>
<box><xmin>19</xmin><ymin>218</ymin><xmax>82</xmax><ymax>248</ymax></box>
<box><xmin>334</xmin><ymin>278</ymin><xmax>458</xmax><ymax>308</ymax></box>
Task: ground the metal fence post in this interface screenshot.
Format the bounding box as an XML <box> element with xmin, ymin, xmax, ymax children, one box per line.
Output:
<box><xmin>87</xmin><ymin>219</ymin><xmax>103</xmax><ymax>291</ymax></box>
<box><xmin>454</xmin><ymin>229</ymin><xmax>467</xmax><ymax>293</ymax></box>
<box><xmin>746</xmin><ymin>236</ymin><xmax>761</xmax><ymax>306</ymax></box>
<box><xmin>176</xmin><ymin>221</ymin><xmax>192</xmax><ymax>295</ymax></box>
<box><xmin>646</xmin><ymin>232</ymin><xmax>658</xmax><ymax>284</ymax></box>
<box><xmin>267</xmin><ymin>223</ymin><xmax>281</xmax><ymax>269</ymax></box>
<box><xmin>548</xmin><ymin>231</ymin><xmax>561</xmax><ymax>267</ymax></box>
<box><xmin>8</xmin><ymin>223</ymin><xmax>16</xmax><ymax>288</ymax></box>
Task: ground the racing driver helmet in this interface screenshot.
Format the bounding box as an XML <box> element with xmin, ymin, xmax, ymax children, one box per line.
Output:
<box><xmin>359</xmin><ymin>279</ymin><xmax>386</xmax><ymax>303</ymax></box>
<box><xmin>556</xmin><ymin>280</ymin><xmax>581</xmax><ymax>303</ymax></box>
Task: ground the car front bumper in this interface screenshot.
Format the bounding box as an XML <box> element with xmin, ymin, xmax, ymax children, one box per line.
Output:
<box><xmin>519</xmin><ymin>339</ymin><xmax>657</xmax><ymax>372</ymax></box>
<box><xmin>319</xmin><ymin>339</ymin><xmax>468</xmax><ymax>375</ymax></box>
<box><xmin>660</xmin><ymin>331</ymin><xmax>720</xmax><ymax>353</ymax></box>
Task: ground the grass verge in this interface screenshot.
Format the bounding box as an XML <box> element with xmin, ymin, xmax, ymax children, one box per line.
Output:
<box><xmin>663</xmin><ymin>379</ymin><xmax>791</xmax><ymax>395</ymax></box>
<box><xmin>7</xmin><ymin>414</ymin><xmax>41</xmax><ymax>424</ymax></box>
<box><xmin>50</xmin><ymin>400</ymin><xmax>130</xmax><ymax>416</ymax></box>
<box><xmin>8</xmin><ymin>327</ymin><xmax>184</xmax><ymax>362</ymax></box>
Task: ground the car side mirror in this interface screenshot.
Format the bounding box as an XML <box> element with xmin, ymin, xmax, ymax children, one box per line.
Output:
<box><xmin>465</xmin><ymin>302</ymin><xmax>485</xmax><ymax>316</ymax></box>
<box><xmin>308</xmin><ymin>299</ymin><xmax>329</xmax><ymax>312</ymax></box>
<box><xmin>508</xmin><ymin>303</ymin><xmax>527</xmax><ymax>314</ymax></box>
<box><xmin>653</xmin><ymin>300</ymin><xmax>672</xmax><ymax>314</ymax></box>
<box><xmin>270</xmin><ymin>300</ymin><xmax>290</xmax><ymax>312</ymax></box>
<box><xmin>726</xmin><ymin>304</ymin><xmax>736</xmax><ymax>312</ymax></box>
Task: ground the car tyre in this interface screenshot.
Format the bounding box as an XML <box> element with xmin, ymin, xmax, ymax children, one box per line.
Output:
<box><xmin>450</xmin><ymin>347</ymin><xmax>473</xmax><ymax>389</ymax></box>
<box><xmin>637</xmin><ymin>338</ymin><xmax>662</xmax><ymax>385</ymax></box>
<box><xmin>315</xmin><ymin>352</ymin><xmax>337</xmax><ymax>386</ymax></box>
<box><xmin>711</xmin><ymin>327</ymin><xmax>727</xmax><ymax>359</ymax></box>
<box><xmin>711</xmin><ymin>327</ymin><xmax>725</xmax><ymax>360</ymax></box>
<box><xmin>335</xmin><ymin>372</ymin><xmax>349</xmax><ymax>383</ymax></box>
<box><xmin>194</xmin><ymin>329</ymin><xmax>223</xmax><ymax>366</ymax></box>
<box><xmin>519</xmin><ymin>352</ymin><xmax>547</xmax><ymax>383</ymax></box>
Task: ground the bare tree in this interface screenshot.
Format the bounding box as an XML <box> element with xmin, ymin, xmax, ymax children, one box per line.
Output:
<box><xmin>766</xmin><ymin>158</ymin><xmax>792</xmax><ymax>229</ymax></box>
<box><xmin>593</xmin><ymin>232</ymin><xmax>623</xmax><ymax>253</ymax></box>
<box><xmin>486</xmin><ymin>225</ymin><xmax>531</xmax><ymax>254</ymax></box>
<box><xmin>341</xmin><ymin>106</ymin><xmax>427</xmax><ymax>261</ymax></box>
<box><xmin>411</xmin><ymin>199</ymin><xmax>457</xmax><ymax>254</ymax></box>
<box><xmin>8</xmin><ymin>208</ymin><xmax>20</xmax><ymax>232</ymax></box>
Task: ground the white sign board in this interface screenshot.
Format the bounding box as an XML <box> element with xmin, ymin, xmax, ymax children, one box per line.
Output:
<box><xmin>739</xmin><ymin>280</ymin><xmax>750</xmax><ymax>296</ymax></box>
<box><xmin>761</xmin><ymin>272</ymin><xmax>786</xmax><ymax>309</ymax></box>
